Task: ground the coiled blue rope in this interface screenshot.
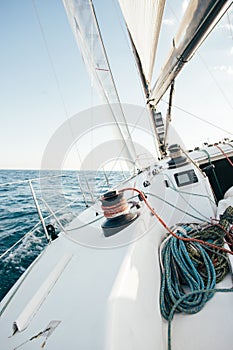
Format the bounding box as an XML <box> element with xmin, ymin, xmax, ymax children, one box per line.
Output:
<box><xmin>160</xmin><ymin>227</ymin><xmax>216</xmax><ymax>321</ymax></box>
<box><xmin>160</xmin><ymin>219</ymin><xmax>233</xmax><ymax>350</ymax></box>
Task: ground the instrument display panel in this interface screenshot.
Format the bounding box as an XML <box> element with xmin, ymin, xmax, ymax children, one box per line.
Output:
<box><xmin>174</xmin><ymin>169</ymin><xmax>198</xmax><ymax>187</ymax></box>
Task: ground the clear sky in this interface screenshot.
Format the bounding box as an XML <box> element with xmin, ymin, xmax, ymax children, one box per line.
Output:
<box><xmin>0</xmin><ymin>0</ymin><xmax>232</xmax><ymax>170</ymax></box>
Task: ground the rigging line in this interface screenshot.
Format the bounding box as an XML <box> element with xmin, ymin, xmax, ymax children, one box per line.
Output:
<box><xmin>0</xmin><ymin>188</ymin><xmax>86</xmax><ymax>261</ymax></box>
<box><xmin>168</xmin><ymin>186</ymin><xmax>213</xmax><ymax>222</ymax></box>
<box><xmin>165</xmin><ymin>3</ymin><xmax>233</xmax><ymax>112</ymax></box>
<box><xmin>39</xmin><ymin>193</ymin><xmax>84</xmax><ymax>218</ymax></box>
<box><xmin>66</xmin><ymin>193</ymin><xmax>140</xmax><ymax>232</ymax></box>
<box><xmin>157</xmin><ymin>170</ymin><xmax>216</xmax><ymax>213</ymax></box>
<box><xmin>111</xmin><ymin>0</ymin><xmax>159</xmax><ymax>157</ymax></box>
<box><xmin>66</xmin><ymin>214</ymin><xmax>104</xmax><ymax>232</ymax></box>
<box><xmin>118</xmin><ymin>104</ymin><xmax>160</xmax><ymax>167</ymax></box>
<box><xmin>120</xmin><ymin>187</ymin><xmax>233</xmax><ymax>255</ymax></box>
<box><xmin>0</xmin><ymin>174</ymin><xmax>64</xmax><ymax>188</ymax></box>
<box><xmin>215</xmin><ymin>144</ymin><xmax>233</xmax><ymax>166</ymax></box>
<box><xmin>155</xmin><ymin>171</ymin><xmax>216</xmax><ymax>205</ymax></box>
<box><xmin>198</xmin><ymin>53</ymin><xmax>233</xmax><ymax>111</ymax></box>
<box><xmin>90</xmin><ymin>1</ymin><xmax>138</xmax><ymax>163</ymax></box>
<box><xmin>161</xmin><ymin>99</ymin><xmax>233</xmax><ymax>136</ymax></box>
<box><xmin>148</xmin><ymin>193</ymin><xmax>207</xmax><ymax>222</ymax></box>
<box><xmin>164</xmin><ymin>80</ymin><xmax>175</xmax><ymax>148</ymax></box>
<box><xmin>93</xmin><ymin>2</ymin><xmax>158</xmax><ymax>169</ymax></box>
<box><xmin>31</xmin><ymin>0</ymin><xmax>94</xmax><ymax>204</ymax></box>
<box><xmin>227</xmin><ymin>10</ymin><xmax>233</xmax><ymax>40</ymax></box>
<box><xmin>88</xmin><ymin>107</ymin><xmax>149</xmax><ymax>190</ymax></box>
<box><xmin>31</xmin><ymin>0</ymin><xmax>69</xmax><ymax>119</ymax></box>
<box><xmin>42</xmin><ymin>200</ymin><xmax>67</xmax><ymax>233</ymax></box>
<box><xmin>125</xmin><ymin>20</ymin><xmax>165</xmax><ymax>155</ymax></box>
<box><xmin>0</xmin><ymin>223</ymin><xmax>42</xmax><ymax>261</ymax></box>
<box><xmin>39</xmin><ymin>176</ymin><xmax>90</xmax><ymax>209</ymax></box>
<box><xmin>180</xmin><ymin>146</ymin><xmax>204</xmax><ymax>173</ymax></box>
<box><xmin>100</xmin><ymin>105</ymin><xmax>153</xmax><ymax>185</ymax></box>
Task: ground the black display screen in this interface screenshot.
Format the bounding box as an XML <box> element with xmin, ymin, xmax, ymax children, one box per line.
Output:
<box><xmin>174</xmin><ymin>170</ymin><xmax>198</xmax><ymax>187</ymax></box>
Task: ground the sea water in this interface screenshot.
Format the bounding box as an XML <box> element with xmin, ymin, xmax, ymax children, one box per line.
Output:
<box><xmin>0</xmin><ymin>169</ymin><xmax>126</xmax><ymax>301</ymax></box>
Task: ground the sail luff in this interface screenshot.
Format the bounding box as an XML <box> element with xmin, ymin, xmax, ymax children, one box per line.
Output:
<box><xmin>148</xmin><ymin>0</ymin><xmax>166</xmax><ymax>83</ymax></box>
<box><xmin>117</xmin><ymin>0</ymin><xmax>166</xmax><ymax>158</ymax></box>
<box><xmin>150</xmin><ymin>0</ymin><xmax>232</xmax><ymax>106</ymax></box>
<box><xmin>127</xmin><ymin>31</ymin><xmax>150</xmax><ymax>97</ymax></box>
<box><xmin>118</xmin><ymin>0</ymin><xmax>166</xmax><ymax>91</ymax></box>
<box><xmin>89</xmin><ymin>2</ymin><xmax>138</xmax><ymax>162</ymax></box>
<box><xmin>62</xmin><ymin>0</ymin><xmax>138</xmax><ymax>166</ymax></box>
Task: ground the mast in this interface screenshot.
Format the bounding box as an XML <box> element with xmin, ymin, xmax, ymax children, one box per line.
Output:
<box><xmin>118</xmin><ymin>0</ymin><xmax>166</xmax><ymax>158</ymax></box>
<box><xmin>150</xmin><ymin>0</ymin><xmax>232</xmax><ymax>107</ymax></box>
<box><xmin>119</xmin><ymin>0</ymin><xmax>232</xmax><ymax>158</ymax></box>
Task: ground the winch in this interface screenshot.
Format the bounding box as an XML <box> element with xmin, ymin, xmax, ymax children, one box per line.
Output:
<box><xmin>100</xmin><ymin>190</ymin><xmax>138</xmax><ymax>237</ymax></box>
<box><xmin>167</xmin><ymin>144</ymin><xmax>188</xmax><ymax>169</ymax></box>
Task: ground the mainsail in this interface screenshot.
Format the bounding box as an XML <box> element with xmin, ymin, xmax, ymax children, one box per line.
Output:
<box><xmin>118</xmin><ymin>0</ymin><xmax>166</xmax><ymax>96</ymax></box>
<box><xmin>118</xmin><ymin>0</ymin><xmax>231</xmax><ymax>106</ymax></box>
<box><xmin>62</xmin><ymin>0</ymin><xmax>138</xmax><ymax>167</ymax></box>
<box><xmin>118</xmin><ymin>0</ymin><xmax>167</xmax><ymax>155</ymax></box>
<box><xmin>118</xmin><ymin>0</ymin><xmax>232</xmax><ymax>156</ymax></box>
<box><xmin>62</xmin><ymin>0</ymin><xmax>232</xmax><ymax>160</ymax></box>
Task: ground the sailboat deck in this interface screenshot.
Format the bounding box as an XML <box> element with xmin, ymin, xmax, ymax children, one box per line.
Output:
<box><xmin>1</xmin><ymin>201</ymin><xmax>233</xmax><ymax>350</ymax></box>
<box><xmin>1</xmin><ymin>150</ymin><xmax>233</xmax><ymax>349</ymax></box>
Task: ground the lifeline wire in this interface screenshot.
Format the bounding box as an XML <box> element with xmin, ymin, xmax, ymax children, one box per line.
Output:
<box><xmin>120</xmin><ymin>187</ymin><xmax>233</xmax><ymax>255</ymax></box>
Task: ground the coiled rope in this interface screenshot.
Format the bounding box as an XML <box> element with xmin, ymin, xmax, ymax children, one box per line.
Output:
<box><xmin>120</xmin><ymin>187</ymin><xmax>233</xmax><ymax>255</ymax></box>
<box><xmin>160</xmin><ymin>221</ymin><xmax>230</xmax><ymax>321</ymax></box>
<box><xmin>101</xmin><ymin>191</ymin><xmax>130</xmax><ymax>218</ymax></box>
<box><xmin>120</xmin><ymin>188</ymin><xmax>233</xmax><ymax>350</ymax></box>
<box><xmin>159</xmin><ymin>207</ymin><xmax>233</xmax><ymax>350</ymax></box>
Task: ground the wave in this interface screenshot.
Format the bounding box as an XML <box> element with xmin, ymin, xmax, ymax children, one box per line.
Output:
<box><xmin>0</xmin><ymin>169</ymin><xmax>126</xmax><ymax>300</ymax></box>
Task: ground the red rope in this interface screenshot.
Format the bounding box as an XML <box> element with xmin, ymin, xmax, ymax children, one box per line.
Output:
<box><xmin>211</xmin><ymin>218</ymin><xmax>233</xmax><ymax>249</ymax></box>
<box><xmin>101</xmin><ymin>195</ymin><xmax>129</xmax><ymax>218</ymax></box>
<box><xmin>120</xmin><ymin>187</ymin><xmax>233</xmax><ymax>255</ymax></box>
<box><xmin>215</xmin><ymin>145</ymin><xmax>233</xmax><ymax>167</ymax></box>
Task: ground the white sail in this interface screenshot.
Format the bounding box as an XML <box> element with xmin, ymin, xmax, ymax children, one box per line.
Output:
<box><xmin>1</xmin><ymin>2</ymin><xmax>233</xmax><ymax>350</ymax></box>
<box><xmin>62</xmin><ymin>0</ymin><xmax>138</xmax><ymax>167</ymax></box>
<box><xmin>150</xmin><ymin>0</ymin><xmax>232</xmax><ymax>106</ymax></box>
<box><xmin>118</xmin><ymin>0</ymin><xmax>166</xmax><ymax>95</ymax></box>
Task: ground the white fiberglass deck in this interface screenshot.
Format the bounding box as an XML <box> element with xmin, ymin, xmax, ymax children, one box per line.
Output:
<box><xmin>0</xmin><ymin>159</ymin><xmax>233</xmax><ymax>350</ymax></box>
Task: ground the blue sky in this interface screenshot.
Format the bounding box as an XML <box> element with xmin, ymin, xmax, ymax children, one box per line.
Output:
<box><xmin>0</xmin><ymin>0</ymin><xmax>232</xmax><ymax>169</ymax></box>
